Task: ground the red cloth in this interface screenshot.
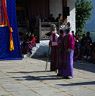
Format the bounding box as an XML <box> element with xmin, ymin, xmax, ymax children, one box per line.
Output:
<box><xmin>31</xmin><ymin>36</ymin><xmax>36</xmax><ymax>47</ymax></box>
<box><xmin>0</xmin><ymin>0</ymin><xmax>6</xmax><ymax>25</ymax></box>
<box><xmin>52</xmin><ymin>33</ymin><xmax>56</xmax><ymax>41</ymax></box>
<box><xmin>67</xmin><ymin>34</ymin><xmax>75</xmax><ymax>50</ymax></box>
<box><xmin>28</xmin><ymin>36</ymin><xmax>37</xmax><ymax>48</ymax></box>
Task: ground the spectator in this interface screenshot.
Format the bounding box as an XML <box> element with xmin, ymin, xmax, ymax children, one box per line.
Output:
<box><xmin>56</xmin><ymin>13</ymin><xmax>63</xmax><ymax>22</ymax></box>
<box><xmin>27</xmin><ymin>34</ymin><xmax>37</xmax><ymax>55</ymax></box>
<box><xmin>48</xmin><ymin>14</ymin><xmax>55</xmax><ymax>22</ymax></box>
<box><xmin>74</xmin><ymin>34</ymin><xmax>80</xmax><ymax>60</ymax></box>
<box><xmin>85</xmin><ymin>32</ymin><xmax>92</xmax><ymax>60</ymax></box>
<box><xmin>91</xmin><ymin>42</ymin><xmax>95</xmax><ymax>63</ymax></box>
<box><xmin>80</xmin><ymin>34</ymin><xmax>86</xmax><ymax>59</ymax></box>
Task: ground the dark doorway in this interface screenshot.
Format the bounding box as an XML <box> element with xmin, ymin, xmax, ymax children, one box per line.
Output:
<box><xmin>16</xmin><ymin>0</ymin><xmax>49</xmax><ymax>43</ymax></box>
<box><xmin>16</xmin><ymin>0</ymin><xmax>29</xmax><ymax>42</ymax></box>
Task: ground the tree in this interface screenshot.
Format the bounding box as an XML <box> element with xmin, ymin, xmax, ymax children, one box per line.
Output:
<box><xmin>76</xmin><ymin>0</ymin><xmax>93</xmax><ymax>35</ymax></box>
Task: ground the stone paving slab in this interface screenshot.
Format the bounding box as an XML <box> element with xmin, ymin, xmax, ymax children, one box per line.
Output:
<box><xmin>0</xmin><ymin>58</ymin><xmax>95</xmax><ymax>96</ymax></box>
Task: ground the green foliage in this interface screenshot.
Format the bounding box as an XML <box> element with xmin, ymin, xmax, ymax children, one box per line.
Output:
<box><xmin>76</xmin><ymin>0</ymin><xmax>93</xmax><ymax>35</ymax></box>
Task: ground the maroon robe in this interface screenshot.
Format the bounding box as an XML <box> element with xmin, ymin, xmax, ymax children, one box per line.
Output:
<box><xmin>49</xmin><ymin>32</ymin><xmax>59</xmax><ymax>71</ymax></box>
<box><xmin>57</xmin><ymin>33</ymin><xmax>75</xmax><ymax>77</ymax></box>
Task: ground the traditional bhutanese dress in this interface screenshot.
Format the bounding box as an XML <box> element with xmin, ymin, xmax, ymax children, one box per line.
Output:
<box><xmin>57</xmin><ymin>35</ymin><xmax>66</xmax><ymax>76</ymax></box>
<box><xmin>61</xmin><ymin>33</ymin><xmax>75</xmax><ymax>77</ymax></box>
<box><xmin>49</xmin><ymin>32</ymin><xmax>59</xmax><ymax>71</ymax></box>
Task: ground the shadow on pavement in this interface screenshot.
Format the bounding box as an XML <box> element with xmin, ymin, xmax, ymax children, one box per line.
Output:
<box><xmin>11</xmin><ymin>75</ymin><xmax>63</xmax><ymax>81</ymax></box>
<box><xmin>74</xmin><ymin>61</ymin><xmax>95</xmax><ymax>73</ymax></box>
<box><xmin>57</xmin><ymin>81</ymin><xmax>95</xmax><ymax>86</ymax></box>
<box><xmin>8</xmin><ymin>70</ymin><xmax>51</xmax><ymax>74</ymax></box>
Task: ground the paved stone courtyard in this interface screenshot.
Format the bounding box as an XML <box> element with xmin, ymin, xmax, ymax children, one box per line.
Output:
<box><xmin>0</xmin><ymin>57</ymin><xmax>95</xmax><ymax>96</ymax></box>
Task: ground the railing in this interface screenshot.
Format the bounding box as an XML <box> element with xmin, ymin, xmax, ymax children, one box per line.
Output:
<box><xmin>39</xmin><ymin>20</ymin><xmax>59</xmax><ymax>40</ymax></box>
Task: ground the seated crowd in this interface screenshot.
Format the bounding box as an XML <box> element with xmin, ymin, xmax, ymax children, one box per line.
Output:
<box><xmin>74</xmin><ymin>32</ymin><xmax>95</xmax><ymax>63</ymax></box>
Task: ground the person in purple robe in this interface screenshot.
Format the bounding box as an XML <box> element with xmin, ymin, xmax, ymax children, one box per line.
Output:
<box><xmin>57</xmin><ymin>29</ymin><xmax>66</xmax><ymax>76</ymax></box>
<box><xmin>57</xmin><ymin>28</ymin><xmax>75</xmax><ymax>79</ymax></box>
<box><xmin>63</xmin><ymin>28</ymin><xmax>75</xmax><ymax>79</ymax></box>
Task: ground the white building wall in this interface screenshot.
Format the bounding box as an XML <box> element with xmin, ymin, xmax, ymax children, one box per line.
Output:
<box><xmin>49</xmin><ymin>0</ymin><xmax>76</xmax><ymax>32</ymax></box>
<box><xmin>67</xmin><ymin>0</ymin><xmax>76</xmax><ymax>32</ymax></box>
<box><xmin>49</xmin><ymin>0</ymin><xmax>62</xmax><ymax>18</ymax></box>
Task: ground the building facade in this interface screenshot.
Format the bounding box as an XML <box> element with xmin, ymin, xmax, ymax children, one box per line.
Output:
<box><xmin>50</xmin><ymin>0</ymin><xmax>76</xmax><ymax>32</ymax></box>
<box><xmin>0</xmin><ymin>0</ymin><xmax>76</xmax><ymax>59</ymax></box>
<box><xmin>16</xmin><ymin>0</ymin><xmax>76</xmax><ymax>39</ymax></box>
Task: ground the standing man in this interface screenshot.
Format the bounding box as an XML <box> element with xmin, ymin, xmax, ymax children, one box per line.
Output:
<box><xmin>85</xmin><ymin>32</ymin><xmax>92</xmax><ymax>60</ymax></box>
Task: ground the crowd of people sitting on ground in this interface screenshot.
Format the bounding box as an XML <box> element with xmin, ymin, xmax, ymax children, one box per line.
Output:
<box><xmin>74</xmin><ymin>32</ymin><xmax>95</xmax><ymax>63</ymax></box>
<box><xmin>21</xmin><ymin>33</ymin><xmax>37</xmax><ymax>56</ymax></box>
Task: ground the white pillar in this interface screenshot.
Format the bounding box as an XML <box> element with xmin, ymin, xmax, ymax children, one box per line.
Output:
<box><xmin>67</xmin><ymin>0</ymin><xmax>76</xmax><ymax>33</ymax></box>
